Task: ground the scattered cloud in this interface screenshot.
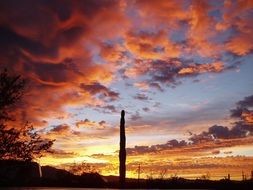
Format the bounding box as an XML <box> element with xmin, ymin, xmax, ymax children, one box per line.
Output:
<box><xmin>130</xmin><ymin>111</ymin><xmax>142</xmax><ymax>121</ymax></box>
<box><xmin>46</xmin><ymin>149</ymin><xmax>78</xmax><ymax>159</ymax></box>
<box><xmin>126</xmin><ymin>139</ymin><xmax>188</xmax><ymax>155</ymax></box>
<box><xmin>142</xmin><ymin>107</ymin><xmax>150</xmax><ymax>112</ymax></box>
<box><xmin>178</xmin><ymin>62</ymin><xmax>224</xmax><ymax>76</ymax></box>
<box><xmin>49</xmin><ymin>124</ymin><xmax>71</xmax><ymax>135</ymax></box>
<box><xmin>133</xmin><ymin>81</ymin><xmax>149</xmax><ymax>90</ymax></box>
<box><xmin>133</xmin><ymin>93</ymin><xmax>150</xmax><ymax>101</ymax></box>
<box><xmin>127</xmin><ymin>95</ymin><xmax>253</xmax><ymax>155</ymax></box>
<box><xmin>80</xmin><ymin>82</ymin><xmax>119</xmax><ymax>101</ymax></box>
<box><xmin>95</xmin><ymin>104</ymin><xmax>118</xmax><ymax>114</ymax></box>
<box><xmin>76</xmin><ymin>119</ymin><xmax>107</xmax><ymax>130</ymax></box>
<box><xmin>231</xmin><ymin>95</ymin><xmax>253</xmax><ymax>124</ymax></box>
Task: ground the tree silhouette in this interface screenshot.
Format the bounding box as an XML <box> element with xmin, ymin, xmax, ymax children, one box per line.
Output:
<box><xmin>68</xmin><ymin>162</ymin><xmax>99</xmax><ymax>175</ymax></box>
<box><xmin>0</xmin><ymin>69</ymin><xmax>53</xmax><ymax>161</ymax></box>
<box><xmin>0</xmin><ymin>69</ymin><xmax>25</xmax><ymax>121</ymax></box>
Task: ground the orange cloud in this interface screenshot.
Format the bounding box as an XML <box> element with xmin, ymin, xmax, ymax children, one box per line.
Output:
<box><xmin>0</xmin><ymin>0</ymin><xmax>128</xmax><ymax>128</ymax></box>
<box><xmin>215</xmin><ymin>0</ymin><xmax>253</xmax><ymax>55</ymax></box>
<box><xmin>230</xmin><ymin>94</ymin><xmax>253</xmax><ymax>126</ymax></box>
<box><xmin>1</xmin><ymin>1</ymin><xmax>246</xmax><ymax>129</ymax></box>
<box><xmin>133</xmin><ymin>0</ymin><xmax>188</xmax><ymax>29</ymax></box>
<box><xmin>133</xmin><ymin>81</ymin><xmax>150</xmax><ymax>90</ymax></box>
<box><xmin>242</xmin><ymin>111</ymin><xmax>253</xmax><ymax>124</ymax></box>
<box><xmin>226</xmin><ymin>32</ymin><xmax>253</xmax><ymax>55</ymax></box>
<box><xmin>178</xmin><ymin>62</ymin><xmax>224</xmax><ymax>75</ymax></box>
<box><xmin>125</xmin><ymin>30</ymin><xmax>180</xmax><ymax>59</ymax></box>
<box><xmin>76</xmin><ymin>119</ymin><xmax>107</xmax><ymax>130</ymax></box>
<box><xmin>186</xmin><ymin>1</ymin><xmax>223</xmax><ymax>57</ymax></box>
<box><xmin>54</xmin><ymin>141</ymin><xmax>253</xmax><ymax>179</ymax></box>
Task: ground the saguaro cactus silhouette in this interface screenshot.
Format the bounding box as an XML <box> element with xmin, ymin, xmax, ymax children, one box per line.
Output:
<box><xmin>119</xmin><ymin>110</ymin><xmax>126</xmax><ymax>188</ymax></box>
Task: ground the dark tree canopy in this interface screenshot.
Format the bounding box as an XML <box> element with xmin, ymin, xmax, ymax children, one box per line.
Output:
<box><xmin>0</xmin><ymin>69</ymin><xmax>26</xmax><ymax>121</ymax></box>
<box><xmin>0</xmin><ymin>69</ymin><xmax>54</xmax><ymax>161</ymax></box>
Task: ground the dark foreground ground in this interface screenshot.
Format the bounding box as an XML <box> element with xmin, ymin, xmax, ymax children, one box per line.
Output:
<box><xmin>0</xmin><ymin>160</ymin><xmax>253</xmax><ymax>189</ymax></box>
<box><xmin>1</xmin><ymin>177</ymin><xmax>253</xmax><ymax>190</ymax></box>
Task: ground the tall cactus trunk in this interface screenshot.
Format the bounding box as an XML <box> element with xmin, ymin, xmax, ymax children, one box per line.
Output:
<box><xmin>119</xmin><ymin>110</ymin><xmax>126</xmax><ymax>188</ymax></box>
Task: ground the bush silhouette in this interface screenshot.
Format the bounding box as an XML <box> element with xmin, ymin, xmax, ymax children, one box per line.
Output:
<box><xmin>0</xmin><ymin>69</ymin><xmax>53</xmax><ymax>161</ymax></box>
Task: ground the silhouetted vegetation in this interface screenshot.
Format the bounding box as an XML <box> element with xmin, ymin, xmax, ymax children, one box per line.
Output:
<box><xmin>1</xmin><ymin>160</ymin><xmax>252</xmax><ymax>189</ymax></box>
<box><xmin>0</xmin><ymin>69</ymin><xmax>53</xmax><ymax>161</ymax></box>
<box><xmin>0</xmin><ymin>160</ymin><xmax>41</xmax><ymax>186</ymax></box>
<box><xmin>98</xmin><ymin>174</ymin><xmax>253</xmax><ymax>189</ymax></box>
<box><xmin>0</xmin><ymin>69</ymin><xmax>25</xmax><ymax>121</ymax></box>
<box><xmin>0</xmin><ymin>160</ymin><xmax>106</xmax><ymax>187</ymax></box>
<box><xmin>41</xmin><ymin>165</ymin><xmax>106</xmax><ymax>187</ymax></box>
<box><xmin>67</xmin><ymin>161</ymin><xmax>99</xmax><ymax>175</ymax></box>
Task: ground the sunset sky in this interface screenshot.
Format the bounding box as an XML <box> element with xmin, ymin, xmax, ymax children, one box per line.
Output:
<box><xmin>0</xmin><ymin>0</ymin><xmax>253</xmax><ymax>180</ymax></box>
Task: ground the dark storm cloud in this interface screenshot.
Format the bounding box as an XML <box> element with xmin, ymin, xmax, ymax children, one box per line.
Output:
<box><xmin>25</xmin><ymin>59</ymin><xmax>82</xmax><ymax>84</ymax></box>
<box><xmin>231</xmin><ymin>95</ymin><xmax>253</xmax><ymax>117</ymax></box>
<box><xmin>190</xmin><ymin>94</ymin><xmax>253</xmax><ymax>143</ymax></box>
<box><xmin>230</xmin><ymin>95</ymin><xmax>253</xmax><ymax>124</ymax></box>
<box><xmin>189</xmin><ymin>94</ymin><xmax>253</xmax><ymax>143</ymax></box>
<box><xmin>0</xmin><ymin>0</ymin><xmax>117</xmax><ymax>25</ymax></box>
<box><xmin>0</xmin><ymin>26</ymin><xmax>56</xmax><ymax>58</ymax></box>
<box><xmin>236</xmin><ymin>95</ymin><xmax>253</xmax><ymax>107</ymax></box>
<box><xmin>0</xmin><ymin>0</ymin><xmax>97</xmax><ymax>60</ymax></box>
<box><xmin>230</xmin><ymin>107</ymin><xmax>245</xmax><ymax>118</ymax></box>
<box><xmin>189</xmin><ymin>123</ymin><xmax>252</xmax><ymax>144</ymax></box>
<box><xmin>0</xmin><ymin>0</ymin><xmax>120</xmax><ymax>71</ymax></box>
